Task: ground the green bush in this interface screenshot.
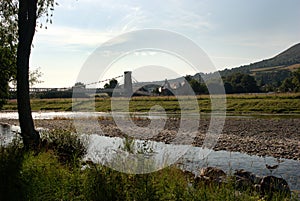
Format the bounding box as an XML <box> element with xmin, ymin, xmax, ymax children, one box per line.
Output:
<box><xmin>0</xmin><ymin>143</ymin><xmax>24</xmax><ymax>200</ymax></box>
<box><xmin>20</xmin><ymin>151</ymin><xmax>84</xmax><ymax>200</ymax></box>
<box><xmin>40</xmin><ymin>129</ymin><xmax>87</xmax><ymax>165</ymax></box>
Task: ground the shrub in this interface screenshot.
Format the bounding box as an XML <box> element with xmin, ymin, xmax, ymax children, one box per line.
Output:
<box><xmin>40</xmin><ymin>129</ymin><xmax>87</xmax><ymax>165</ymax></box>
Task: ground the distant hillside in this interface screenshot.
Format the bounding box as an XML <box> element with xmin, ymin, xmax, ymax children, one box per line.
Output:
<box><xmin>219</xmin><ymin>43</ymin><xmax>300</xmax><ymax>76</ymax></box>
<box><xmin>135</xmin><ymin>43</ymin><xmax>300</xmax><ymax>90</ymax></box>
<box><xmin>197</xmin><ymin>43</ymin><xmax>300</xmax><ymax>87</ymax></box>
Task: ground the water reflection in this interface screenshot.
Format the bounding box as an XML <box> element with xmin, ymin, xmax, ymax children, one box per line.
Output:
<box><xmin>85</xmin><ymin>134</ymin><xmax>300</xmax><ymax>190</ymax></box>
<box><xmin>1</xmin><ymin>111</ymin><xmax>300</xmax><ymax>120</ymax></box>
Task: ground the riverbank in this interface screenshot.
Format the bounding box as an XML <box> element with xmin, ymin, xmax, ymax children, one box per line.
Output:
<box><xmin>1</xmin><ymin>116</ymin><xmax>299</xmax><ymax>160</ymax></box>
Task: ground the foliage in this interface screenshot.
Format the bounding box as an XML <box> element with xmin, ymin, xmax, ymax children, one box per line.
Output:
<box><xmin>104</xmin><ymin>78</ymin><xmax>118</xmax><ymax>89</ymax></box>
<box><xmin>39</xmin><ymin>90</ymin><xmax>73</xmax><ymax>99</ymax></box>
<box><xmin>0</xmin><ymin>45</ymin><xmax>15</xmax><ymax>108</ymax></box>
<box><xmin>189</xmin><ymin>79</ymin><xmax>208</xmax><ymax>94</ymax></box>
<box><xmin>40</xmin><ymin>129</ymin><xmax>87</xmax><ymax>165</ymax></box>
<box><xmin>185</xmin><ymin>72</ymin><xmax>259</xmax><ymax>94</ymax></box>
<box><xmin>0</xmin><ymin>141</ymin><xmax>24</xmax><ymax>200</ymax></box>
<box><xmin>279</xmin><ymin>68</ymin><xmax>300</xmax><ymax>92</ymax></box>
<box><xmin>10</xmin><ymin>67</ymin><xmax>44</xmax><ymax>88</ymax></box>
<box><xmin>222</xmin><ymin>73</ymin><xmax>259</xmax><ymax>93</ymax></box>
<box><xmin>29</xmin><ymin>67</ymin><xmax>44</xmax><ymax>87</ymax></box>
<box><xmin>0</xmin><ymin>1</ymin><xmax>17</xmax><ymax>108</ymax></box>
<box><xmin>74</xmin><ymin>82</ymin><xmax>86</xmax><ymax>88</ymax></box>
<box><xmin>183</xmin><ymin>75</ymin><xmax>208</xmax><ymax>95</ymax></box>
<box><xmin>0</xmin><ymin>128</ymin><xmax>298</xmax><ymax>200</ymax></box>
<box><xmin>1</xmin><ymin>136</ymin><xmax>297</xmax><ymax>200</ymax></box>
<box><xmin>0</xmin><ymin>0</ymin><xmax>57</xmax><ymax>109</ymax></box>
<box><xmin>255</xmin><ymin>70</ymin><xmax>291</xmax><ymax>92</ymax></box>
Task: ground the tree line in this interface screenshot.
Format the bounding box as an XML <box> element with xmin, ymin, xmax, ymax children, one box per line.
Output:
<box><xmin>184</xmin><ymin>69</ymin><xmax>300</xmax><ymax>95</ymax></box>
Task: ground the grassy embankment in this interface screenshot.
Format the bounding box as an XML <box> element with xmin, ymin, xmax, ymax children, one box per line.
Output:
<box><xmin>3</xmin><ymin>93</ymin><xmax>300</xmax><ymax>114</ymax></box>
<box><xmin>1</xmin><ymin>129</ymin><xmax>297</xmax><ymax>201</ymax></box>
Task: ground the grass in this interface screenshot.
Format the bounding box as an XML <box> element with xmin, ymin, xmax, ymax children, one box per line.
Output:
<box><xmin>2</xmin><ymin>93</ymin><xmax>300</xmax><ymax>114</ymax></box>
<box><xmin>0</xmin><ymin>129</ymin><xmax>298</xmax><ymax>200</ymax></box>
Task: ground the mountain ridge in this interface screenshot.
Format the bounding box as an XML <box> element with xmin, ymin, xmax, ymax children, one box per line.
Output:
<box><xmin>133</xmin><ymin>43</ymin><xmax>300</xmax><ymax>89</ymax></box>
<box><xmin>218</xmin><ymin>43</ymin><xmax>300</xmax><ymax>77</ymax></box>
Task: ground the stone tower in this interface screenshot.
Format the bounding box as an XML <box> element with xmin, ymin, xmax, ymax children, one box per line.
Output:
<box><xmin>124</xmin><ymin>71</ymin><xmax>133</xmax><ymax>96</ymax></box>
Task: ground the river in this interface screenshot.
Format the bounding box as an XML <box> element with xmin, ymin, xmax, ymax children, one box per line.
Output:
<box><xmin>0</xmin><ymin>111</ymin><xmax>299</xmax><ymax>191</ymax></box>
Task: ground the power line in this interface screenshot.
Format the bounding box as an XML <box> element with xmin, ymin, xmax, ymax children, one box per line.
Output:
<box><xmin>84</xmin><ymin>75</ymin><xmax>124</xmax><ymax>86</ymax></box>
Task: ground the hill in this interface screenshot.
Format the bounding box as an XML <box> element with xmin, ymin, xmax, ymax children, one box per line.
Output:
<box><xmin>219</xmin><ymin>43</ymin><xmax>300</xmax><ymax>75</ymax></box>
<box><xmin>200</xmin><ymin>43</ymin><xmax>300</xmax><ymax>87</ymax></box>
<box><xmin>133</xmin><ymin>43</ymin><xmax>300</xmax><ymax>92</ymax></box>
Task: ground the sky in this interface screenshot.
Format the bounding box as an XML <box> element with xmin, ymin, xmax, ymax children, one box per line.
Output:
<box><xmin>30</xmin><ymin>0</ymin><xmax>300</xmax><ymax>88</ymax></box>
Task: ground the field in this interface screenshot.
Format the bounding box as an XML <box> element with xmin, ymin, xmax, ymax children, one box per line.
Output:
<box><xmin>250</xmin><ymin>63</ymin><xmax>300</xmax><ymax>74</ymax></box>
<box><xmin>3</xmin><ymin>93</ymin><xmax>300</xmax><ymax>114</ymax></box>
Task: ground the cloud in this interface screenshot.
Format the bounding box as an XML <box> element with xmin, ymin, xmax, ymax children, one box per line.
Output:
<box><xmin>34</xmin><ymin>26</ymin><xmax>119</xmax><ymax>50</ymax></box>
<box><xmin>31</xmin><ymin>0</ymin><xmax>300</xmax><ymax>87</ymax></box>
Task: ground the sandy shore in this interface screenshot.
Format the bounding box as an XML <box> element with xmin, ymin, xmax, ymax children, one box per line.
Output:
<box><xmin>1</xmin><ymin>117</ymin><xmax>299</xmax><ymax>160</ymax></box>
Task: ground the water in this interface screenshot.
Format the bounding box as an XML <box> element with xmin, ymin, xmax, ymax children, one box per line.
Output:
<box><xmin>0</xmin><ymin>111</ymin><xmax>111</xmax><ymax>120</ymax></box>
<box><xmin>1</xmin><ymin>111</ymin><xmax>299</xmax><ymax>120</ymax></box>
<box><xmin>1</xmin><ymin>123</ymin><xmax>299</xmax><ymax>191</ymax></box>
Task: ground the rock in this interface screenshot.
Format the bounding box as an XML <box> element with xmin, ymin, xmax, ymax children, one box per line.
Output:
<box><xmin>234</xmin><ymin>169</ymin><xmax>261</xmax><ymax>184</ymax></box>
<box><xmin>199</xmin><ymin>167</ymin><xmax>226</xmax><ymax>183</ymax></box>
<box><xmin>260</xmin><ymin>175</ymin><xmax>290</xmax><ymax>197</ymax></box>
<box><xmin>233</xmin><ymin>169</ymin><xmax>259</xmax><ymax>191</ymax></box>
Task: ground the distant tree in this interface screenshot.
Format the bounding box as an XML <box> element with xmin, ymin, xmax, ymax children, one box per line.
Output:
<box><xmin>224</xmin><ymin>73</ymin><xmax>259</xmax><ymax>93</ymax></box>
<box><xmin>74</xmin><ymin>82</ymin><xmax>86</xmax><ymax>88</ymax></box>
<box><xmin>29</xmin><ymin>67</ymin><xmax>44</xmax><ymax>87</ymax></box>
<box><xmin>10</xmin><ymin>67</ymin><xmax>44</xmax><ymax>88</ymax></box>
<box><xmin>279</xmin><ymin>78</ymin><xmax>293</xmax><ymax>92</ymax></box>
<box><xmin>184</xmin><ymin>75</ymin><xmax>193</xmax><ymax>82</ymax></box>
<box><xmin>104</xmin><ymin>78</ymin><xmax>118</xmax><ymax>89</ymax></box>
<box><xmin>279</xmin><ymin>68</ymin><xmax>300</xmax><ymax>92</ymax></box>
<box><xmin>189</xmin><ymin>79</ymin><xmax>208</xmax><ymax>94</ymax></box>
<box><xmin>224</xmin><ymin>82</ymin><xmax>233</xmax><ymax>94</ymax></box>
<box><xmin>240</xmin><ymin>74</ymin><xmax>259</xmax><ymax>93</ymax></box>
<box><xmin>291</xmin><ymin>68</ymin><xmax>300</xmax><ymax>92</ymax></box>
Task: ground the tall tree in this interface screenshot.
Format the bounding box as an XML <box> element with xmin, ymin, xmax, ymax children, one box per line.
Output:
<box><xmin>1</xmin><ymin>1</ymin><xmax>56</xmax><ymax>147</ymax></box>
<box><xmin>15</xmin><ymin>0</ymin><xmax>56</xmax><ymax>148</ymax></box>
<box><xmin>17</xmin><ymin>0</ymin><xmax>40</xmax><ymax>148</ymax></box>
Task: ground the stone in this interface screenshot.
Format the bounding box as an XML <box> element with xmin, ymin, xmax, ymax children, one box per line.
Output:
<box><xmin>199</xmin><ymin>167</ymin><xmax>226</xmax><ymax>182</ymax></box>
<box><xmin>260</xmin><ymin>175</ymin><xmax>291</xmax><ymax>197</ymax></box>
<box><xmin>234</xmin><ymin>169</ymin><xmax>261</xmax><ymax>184</ymax></box>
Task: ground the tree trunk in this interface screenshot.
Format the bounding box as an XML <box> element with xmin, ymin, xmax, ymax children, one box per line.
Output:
<box><xmin>17</xmin><ymin>0</ymin><xmax>40</xmax><ymax>149</ymax></box>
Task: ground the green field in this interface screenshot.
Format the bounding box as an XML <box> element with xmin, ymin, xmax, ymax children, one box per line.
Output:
<box><xmin>2</xmin><ymin>93</ymin><xmax>300</xmax><ymax>114</ymax></box>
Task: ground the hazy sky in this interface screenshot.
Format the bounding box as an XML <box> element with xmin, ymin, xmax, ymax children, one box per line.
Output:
<box><xmin>30</xmin><ymin>0</ymin><xmax>300</xmax><ymax>87</ymax></box>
